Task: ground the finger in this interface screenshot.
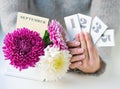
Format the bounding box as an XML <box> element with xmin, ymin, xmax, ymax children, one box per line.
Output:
<box><xmin>69</xmin><ymin>61</ymin><xmax>82</xmax><ymax>69</ymax></box>
<box><xmin>75</xmin><ymin>33</ymin><xmax>80</xmax><ymax>42</ymax></box>
<box><xmin>67</xmin><ymin>41</ymin><xmax>80</xmax><ymax>47</ymax></box>
<box><xmin>69</xmin><ymin>48</ymin><xmax>84</xmax><ymax>55</ymax></box>
<box><xmin>70</xmin><ymin>54</ymin><xmax>85</xmax><ymax>63</ymax></box>
<box><xmin>79</xmin><ymin>32</ymin><xmax>87</xmax><ymax>49</ymax></box>
<box><xmin>84</xmin><ymin>33</ymin><xmax>100</xmax><ymax>68</ymax></box>
<box><xmin>84</xmin><ymin>32</ymin><xmax>94</xmax><ymax>57</ymax></box>
<box><xmin>79</xmin><ymin>32</ymin><xmax>88</xmax><ymax>67</ymax></box>
<box><xmin>85</xmin><ymin>32</ymin><xmax>96</xmax><ymax>62</ymax></box>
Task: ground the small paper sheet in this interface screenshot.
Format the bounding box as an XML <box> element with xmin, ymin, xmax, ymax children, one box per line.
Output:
<box><xmin>16</xmin><ymin>12</ymin><xmax>49</xmax><ymax>37</ymax></box>
<box><xmin>96</xmin><ymin>29</ymin><xmax>115</xmax><ymax>47</ymax></box>
<box><xmin>64</xmin><ymin>14</ymin><xmax>81</xmax><ymax>40</ymax></box>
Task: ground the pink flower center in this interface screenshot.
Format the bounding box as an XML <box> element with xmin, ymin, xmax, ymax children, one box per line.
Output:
<box><xmin>17</xmin><ymin>38</ymin><xmax>32</xmax><ymax>55</ymax></box>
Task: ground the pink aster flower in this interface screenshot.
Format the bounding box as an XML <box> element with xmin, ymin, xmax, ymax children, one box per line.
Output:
<box><xmin>3</xmin><ymin>28</ymin><xmax>45</xmax><ymax>70</ymax></box>
<box><xmin>48</xmin><ymin>20</ymin><xmax>68</xmax><ymax>50</ymax></box>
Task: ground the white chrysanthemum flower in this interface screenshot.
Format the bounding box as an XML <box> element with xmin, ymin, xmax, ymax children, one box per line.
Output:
<box><xmin>36</xmin><ymin>46</ymin><xmax>72</xmax><ymax>81</ymax></box>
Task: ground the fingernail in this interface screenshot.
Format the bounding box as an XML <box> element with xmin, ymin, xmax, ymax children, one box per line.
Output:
<box><xmin>85</xmin><ymin>32</ymin><xmax>88</xmax><ymax>35</ymax></box>
<box><xmin>81</xmin><ymin>48</ymin><xmax>84</xmax><ymax>52</ymax></box>
<box><xmin>81</xmin><ymin>55</ymin><xmax>85</xmax><ymax>59</ymax></box>
<box><xmin>80</xmin><ymin>32</ymin><xmax>83</xmax><ymax>35</ymax></box>
<box><xmin>79</xmin><ymin>61</ymin><xmax>82</xmax><ymax>65</ymax></box>
<box><xmin>78</xmin><ymin>48</ymin><xmax>84</xmax><ymax>53</ymax></box>
<box><xmin>75</xmin><ymin>41</ymin><xmax>80</xmax><ymax>45</ymax></box>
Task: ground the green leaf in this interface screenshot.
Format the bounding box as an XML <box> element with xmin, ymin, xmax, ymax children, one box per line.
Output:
<box><xmin>43</xmin><ymin>30</ymin><xmax>52</xmax><ymax>47</ymax></box>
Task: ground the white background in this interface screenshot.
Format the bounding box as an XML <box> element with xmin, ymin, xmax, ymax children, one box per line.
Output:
<box><xmin>0</xmin><ymin>29</ymin><xmax>120</xmax><ymax>89</ymax></box>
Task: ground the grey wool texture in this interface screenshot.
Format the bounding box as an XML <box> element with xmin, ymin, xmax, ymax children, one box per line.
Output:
<box><xmin>0</xmin><ymin>0</ymin><xmax>29</xmax><ymax>33</ymax></box>
<box><xmin>90</xmin><ymin>0</ymin><xmax>120</xmax><ymax>61</ymax></box>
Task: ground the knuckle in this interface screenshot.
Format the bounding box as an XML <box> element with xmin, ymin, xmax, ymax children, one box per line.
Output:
<box><xmin>69</xmin><ymin>64</ymin><xmax>74</xmax><ymax>69</ymax></box>
<box><xmin>69</xmin><ymin>48</ymin><xmax>74</xmax><ymax>54</ymax></box>
<box><xmin>70</xmin><ymin>48</ymin><xmax>83</xmax><ymax>55</ymax></box>
<box><xmin>77</xmin><ymin>48</ymin><xmax>84</xmax><ymax>53</ymax></box>
<box><xmin>70</xmin><ymin>57</ymin><xmax>75</xmax><ymax>62</ymax></box>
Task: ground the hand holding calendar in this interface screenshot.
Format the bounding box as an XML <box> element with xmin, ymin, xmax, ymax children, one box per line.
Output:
<box><xmin>64</xmin><ymin>13</ymin><xmax>115</xmax><ymax>47</ymax></box>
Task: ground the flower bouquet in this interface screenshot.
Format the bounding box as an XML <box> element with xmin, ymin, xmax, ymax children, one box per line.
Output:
<box><xmin>3</xmin><ymin>20</ymin><xmax>72</xmax><ymax>81</ymax></box>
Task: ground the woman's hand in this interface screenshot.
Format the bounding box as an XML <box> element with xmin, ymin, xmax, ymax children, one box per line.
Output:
<box><xmin>67</xmin><ymin>32</ymin><xmax>101</xmax><ymax>73</ymax></box>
